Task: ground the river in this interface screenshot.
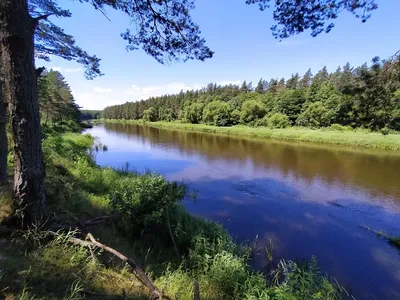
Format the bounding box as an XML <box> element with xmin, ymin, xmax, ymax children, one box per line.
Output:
<box><xmin>87</xmin><ymin>123</ymin><xmax>400</xmax><ymax>300</ymax></box>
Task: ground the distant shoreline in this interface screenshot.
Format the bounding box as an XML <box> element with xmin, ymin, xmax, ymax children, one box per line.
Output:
<box><xmin>97</xmin><ymin>119</ymin><xmax>400</xmax><ymax>151</ymax></box>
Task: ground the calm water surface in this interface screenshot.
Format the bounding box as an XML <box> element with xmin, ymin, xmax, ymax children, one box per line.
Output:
<box><xmin>88</xmin><ymin>123</ymin><xmax>400</xmax><ymax>300</ymax></box>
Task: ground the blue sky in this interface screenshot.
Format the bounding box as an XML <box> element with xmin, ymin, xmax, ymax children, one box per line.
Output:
<box><xmin>41</xmin><ymin>0</ymin><xmax>400</xmax><ymax>110</ymax></box>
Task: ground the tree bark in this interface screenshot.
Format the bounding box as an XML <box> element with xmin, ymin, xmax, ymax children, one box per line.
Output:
<box><xmin>0</xmin><ymin>79</ymin><xmax>7</xmax><ymax>184</ymax></box>
<box><xmin>0</xmin><ymin>0</ymin><xmax>46</xmax><ymax>224</ymax></box>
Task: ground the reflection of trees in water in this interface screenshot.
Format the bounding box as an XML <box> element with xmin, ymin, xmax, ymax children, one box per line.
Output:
<box><xmin>104</xmin><ymin>123</ymin><xmax>400</xmax><ymax>199</ymax></box>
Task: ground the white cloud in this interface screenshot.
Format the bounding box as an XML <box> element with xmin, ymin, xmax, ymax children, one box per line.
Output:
<box><xmin>124</xmin><ymin>82</ymin><xmax>203</xmax><ymax>100</ymax></box>
<box><xmin>50</xmin><ymin>66</ymin><xmax>81</xmax><ymax>73</ymax></box>
<box><xmin>93</xmin><ymin>86</ymin><xmax>112</xmax><ymax>94</ymax></box>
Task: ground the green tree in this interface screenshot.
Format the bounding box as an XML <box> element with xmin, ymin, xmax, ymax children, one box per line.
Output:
<box><xmin>143</xmin><ymin>107</ymin><xmax>158</xmax><ymax>122</ymax></box>
<box><xmin>158</xmin><ymin>107</ymin><xmax>174</xmax><ymax>122</ymax></box>
<box><xmin>240</xmin><ymin>100</ymin><xmax>266</xmax><ymax>124</ymax></box>
<box><xmin>240</xmin><ymin>80</ymin><xmax>250</xmax><ymax>93</ymax></box>
<box><xmin>299</xmin><ymin>68</ymin><xmax>313</xmax><ymax>88</ymax></box>
<box><xmin>39</xmin><ymin>70</ymin><xmax>79</xmax><ymax>124</ymax></box>
<box><xmin>202</xmin><ymin>101</ymin><xmax>231</xmax><ymax>126</ymax></box>
<box><xmin>286</xmin><ymin>73</ymin><xmax>300</xmax><ymax>89</ymax></box>
<box><xmin>255</xmin><ymin>78</ymin><xmax>265</xmax><ymax>94</ymax></box>
<box><xmin>182</xmin><ymin>103</ymin><xmax>204</xmax><ymax>124</ymax></box>
<box><xmin>277</xmin><ymin>78</ymin><xmax>286</xmax><ymax>91</ymax></box>
<box><xmin>296</xmin><ymin>101</ymin><xmax>331</xmax><ymax>128</ymax></box>
<box><xmin>276</xmin><ymin>89</ymin><xmax>306</xmax><ymax>124</ymax></box>
<box><xmin>230</xmin><ymin>109</ymin><xmax>241</xmax><ymax>125</ymax></box>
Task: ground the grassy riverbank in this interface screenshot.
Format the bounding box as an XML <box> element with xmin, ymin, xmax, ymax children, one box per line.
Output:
<box><xmin>99</xmin><ymin>119</ymin><xmax>400</xmax><ymax>151</ymax></box>
<box><xmin>0</xmin><ymin>123</ymin><xmax>349</xmax><ymax>299</ymax></box>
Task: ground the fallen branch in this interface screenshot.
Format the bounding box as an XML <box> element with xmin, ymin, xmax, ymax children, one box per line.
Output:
<box><xmin>50</xmin><ymin>213</ymin><xmax>119</xmax><ymax>232</ymax></box>
<box><xmin>66</xmin><ymin>232</ymin><xmax>170</xmax><ymax>300</ymax></box>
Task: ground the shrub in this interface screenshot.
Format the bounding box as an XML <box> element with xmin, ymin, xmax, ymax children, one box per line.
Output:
<box><xmin>296</xmin><ymin>101</ymin><xmax>332</xmax><ymax>128</ymax></box>
<box><xmin>230</xmin><ymin>109</ymin><xmax>241</xmax><ymax>125</ymax></box>
<box><xmin>240</xmin><ymin>100</ymin><xmax>267</xmax><ymax>124</ymax></box>
<box><xmin>329</xmin><ymin>124</ymin><xmax>347</xmax><ymax>131</ymax></box>
<box><xmin>182</xmin><ymin>103</ymin><xmax>204</xmax><ymax>124</ymax></box>
<box><xmin>202</xmin><ymin>101</ymin><xmax>231</xmax><ymax>126</ymax></box>
<box><xmin>110</xmin><ymin>172</ymin><xmax>186</xmax><ymax>228</ymax></box>
<box><xmin>143</xmin><ymin>107</ymin><xmax>158</xmax><ymax>122</ymax></box>
<box><xmin>256</xmin><ymin>115</ymin><xmax>269</xmax><ymax>127</ymax></box>
<box><xmin>268</xmin><ymin>113</ymin><xmax>290</xmax><ymax>129</ymax></box>
<box><xmin>380</xmin><ymin>127</ymin><xmax>390</xmax><ymax>135</ymax></box>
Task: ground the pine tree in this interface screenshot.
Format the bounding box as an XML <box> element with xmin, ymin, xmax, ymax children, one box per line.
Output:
<box><xmin>286</xmin><ymin>73</ymin><xmax>300</xmax><ymax>89</ymax></box>
<box><xmin>240</xmin><ymin>80</ymin><xmax>249</xmax><ymax>93</ymax></box>
<box><xmin>256</xmin><ymin>78</ymin><xmax>264</xmax><ymax>93</ymax></box>
<box><xmin>268</xmin><ymin>78</ymin><xmax>278</xmax><ymax>93</ymax></box>
<box><xmin>277</xmin><ymin>78</ymin><xmax>286</xmax><ymax>90</ymax></box>
<box><xmin>299</xmin><ymin>68</ymin><xmax>313</xmax><ymax>88</ymax></box>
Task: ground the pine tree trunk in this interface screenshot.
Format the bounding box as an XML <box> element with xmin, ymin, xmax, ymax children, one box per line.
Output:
<box><xmin>0</xmin><ymin>81</ymin><xmax>7</xmax><ymax>185</ymax></box>
<box><xmin>0</xmin><ymin>0</ymin><xmax>46</xmax><ymax>224</ymax></box>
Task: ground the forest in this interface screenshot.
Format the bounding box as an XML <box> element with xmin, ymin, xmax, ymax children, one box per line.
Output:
<box><xmin>103</xmin><ymin>57</ymin><xmax>400</xmax><ymax>132</ymax></box>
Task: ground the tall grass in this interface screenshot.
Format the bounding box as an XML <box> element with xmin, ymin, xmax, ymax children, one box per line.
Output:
<box><xmin>101</xmin><ymin>119</ymin><xmax>400</xmax><ymax>151</ymax></box>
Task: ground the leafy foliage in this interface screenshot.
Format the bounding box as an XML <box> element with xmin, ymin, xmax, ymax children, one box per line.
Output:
<box><xmin>297</xmin><ymin>101</ymin><xmax>331</xmax><ymax>128</ymax></box>
<box><xmin>267</xmin><ymin>113</ymin><xmax>290</xmax><ymax>129</ymax></box>
<box><xmin>143</xmin><ymin>107</ymin><xmax>158</xmax><ymax>122</ymax></box>
<box><xmin>202</xmin><ymin>101</ymin><xmax>231</xmax><ymax>126</ymax></box>
<box><xmin>240</xmin><ymin>100</ymin><xmax>267</xmax><ymax>124</ymax></box>
<box><xmin>110</xmin><ymin>172</ymin><xmax>186</xmax><ymax>228</ymax></box>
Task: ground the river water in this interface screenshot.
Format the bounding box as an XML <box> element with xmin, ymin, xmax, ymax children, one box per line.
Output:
<box><xmin>88</xmin><ymin>123</ymin><xmax>400</xmax><ymax>300</ymax></box>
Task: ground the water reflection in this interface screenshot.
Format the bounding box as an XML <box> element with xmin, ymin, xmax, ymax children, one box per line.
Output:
<box><xmin>88</xmin><ymin>123</ymin><xmax>400</xmax><ymax>300</ymax></box>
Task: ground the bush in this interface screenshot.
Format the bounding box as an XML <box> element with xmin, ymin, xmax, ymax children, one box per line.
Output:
<box><xmin>143</xmin><ymin>107</ymin><xmax>158</xmax><ymax>122</ymax></box>
<box><xmin>268</xmin><ymin>113</ymin><xmax>290</xmax><ymax>129</ymax></box>
<box><xmin>380</xmin><ymin>127</ymin><xmax>390</xmax><ymax>135</ymax></box>
<box><xmin>329</xmin><ymin>124</ymin><xmax>347</xmax><ymax>131</ymax></box>
<box><xmin>296</xmin><ymin>101</ymin><xmax>332</xmax><ymax>128</ymax></box>
<box><xmin>182</xmin><ymin>103</ymin><xmax>204</xmax><ymax>124</ymax></box>
<box><xmin>255</xmin><ymin>115</ymin><xmax>269</xmax><ymax>127</ymax></box>
<box><xmin>230</xmin><ymin>109</ymin><xmax>241</xmax><ymax>125</ymax></box>
<box><xmin>110</xmin><ymin>172</ymin><xmax>186</xmax><ymax>228</ymax></box>
<box><xmin>240</xmin><ymin>100</ymin><xmax>266</xmax><ymax>124</ymax></box>
<box><xmin>202</xmin><ymin>101</ymin><xmax>231</xmax><ymax>126</ymax></box>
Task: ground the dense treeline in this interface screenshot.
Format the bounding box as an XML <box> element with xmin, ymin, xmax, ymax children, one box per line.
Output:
<box><xmin>103</xmin><ymin>57</ymin><xmax>400</xmax><ymax>131</ymax></box>
<box><xmin>80</xmin><ymin>110</ymin><xmax>101</xmax><ymax>120</ymax></box>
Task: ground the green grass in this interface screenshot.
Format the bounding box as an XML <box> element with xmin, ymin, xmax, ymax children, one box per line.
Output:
<box><xmin>1</xmin><ymin>127</ymin><xmax>349</xmax><ymax>300</ymax></box>
<box><xmin>101</xmin><ymin>119</ymin><xmax>400</xmax><ymax>151</ymax></box>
